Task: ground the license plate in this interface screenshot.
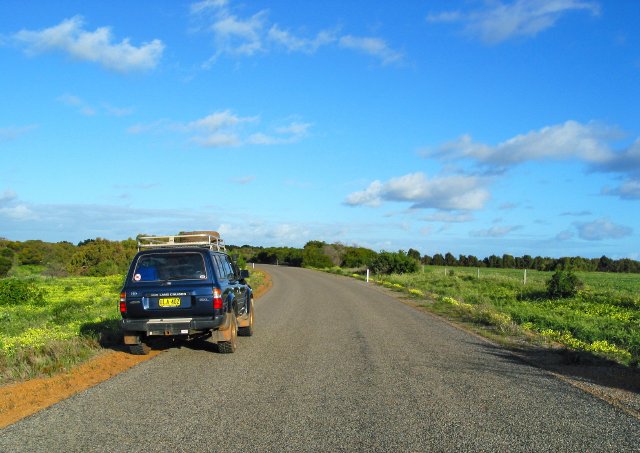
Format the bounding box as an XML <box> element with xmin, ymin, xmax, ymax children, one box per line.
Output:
<box><xmin>159</xmin><ymin>297</ymin><xmax>181</xmax><ymax>307</ymax></box>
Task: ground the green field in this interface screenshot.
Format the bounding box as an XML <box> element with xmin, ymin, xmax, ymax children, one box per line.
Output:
<box><xmin>339</xmin><ymin>265</ymin><xmax>640</xmax><ymax>367</ymax></box>
<box><xmin>0</xmin><ymin>270</ymin><xmax>266</xmax><ymax>384</ymax></box>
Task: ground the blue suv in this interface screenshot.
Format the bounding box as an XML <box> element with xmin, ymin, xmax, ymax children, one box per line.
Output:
<box><xmin>119</xmin><ymin>233</ymin><xmax>253</xmax><ymax>354</ymax></box>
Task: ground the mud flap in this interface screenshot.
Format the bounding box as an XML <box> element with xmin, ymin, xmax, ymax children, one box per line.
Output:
<box><xmin>216</xmin><ymin>314</ymin><xmax>235</xmax><ymax>341</ymax></box>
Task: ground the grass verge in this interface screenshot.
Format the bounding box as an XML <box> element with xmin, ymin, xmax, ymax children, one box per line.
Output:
<box><xmin>326</xmin><ymin>266</ymin><xmax>639</xmax><ymax>368</ymax></box>
<box><xmin>0</xmin><ymin>270</ymin><xmax>270</xmax><ymax>386</ymax></box>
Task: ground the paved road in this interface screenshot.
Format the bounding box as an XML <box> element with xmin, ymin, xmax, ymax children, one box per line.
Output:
<box><xmin>2</xmin><ymin>265</ymin><xmax>639</xmax><ymax>452</ymax></box>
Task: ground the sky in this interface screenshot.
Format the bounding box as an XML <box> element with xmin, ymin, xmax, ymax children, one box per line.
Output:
<box><xmin>0</xmin><ymin>0</ymin><xmax>639</xmax><ymax>259</ymax></box>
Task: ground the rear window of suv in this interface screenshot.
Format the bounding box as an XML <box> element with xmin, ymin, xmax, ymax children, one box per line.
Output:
<box><xmin>132</xmin><ymin>252</ymin><xmax>207</xmax><ymax>282</ymax></box>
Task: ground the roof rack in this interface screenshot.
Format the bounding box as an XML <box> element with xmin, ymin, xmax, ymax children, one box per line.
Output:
<box><xmin>137</xmin><ymin>233</ymin><xmax>226</xmax><ymax>252</ymax></box>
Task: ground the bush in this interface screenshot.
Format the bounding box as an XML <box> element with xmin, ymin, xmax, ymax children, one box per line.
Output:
<box><xmin>0</xmin><ymin>278</ymin><xmax>47</xmax><ymax>306</ymax></box>
<box><xmin>0</xmin><ymin>256</ymin><xmax>12</xmax><ymax>278</ymax></box>
<box><xmin>547</xmin><ymin>270</ymin><xmax>583</xmax><ymax>298</ymax></box>
<box><xmin>371</xmin><ymin>251</ymin><xmax>419</xmax><ymax>275</ymax></box>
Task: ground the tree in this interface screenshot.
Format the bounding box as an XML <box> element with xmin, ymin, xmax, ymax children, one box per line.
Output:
<box><xmin>341</xmin><ymin>247</ymin><xmax>377</xmax><ymax>268</ymax></box>
<box><xmin>502</xmin><ymin>254</ymin><xmax>515</xmax><ymax>269</ymax></box>
<box><xmin>432</xmin><ymin>253</ymin><xmax>445</xmax><ymax>266</ymax></box>
<box><xmin>547</xmin><ymin>270</ymin><xmax>583</xmax><ymax>298</ymax></box>
<box><xmin>407</xmin><ymin>248</ymin><xmax>421</xmax><ymax>262</ymax></box>
<box><xmin>302</xmin><ymin>241</ymin><xmax>333</xmax><ymax>268</ymax></box>
<box><xmin>16</xmin><ymin>240</ymin><xmax>45</xmax><ymax>265</ymax></box>
<box><xmin>597</xmin><ymin>255</ymin><xmax>613</xmax><ymax>272</ymax></box>
<box><xmin>444</xmin><ymin>252</ymin><xmax>457</xmax><ymax>266</ymax></box>
<box><xmin>370</xmin><ymin>251</ymin><xmax>418</xmax><ymax>275</ymax></box>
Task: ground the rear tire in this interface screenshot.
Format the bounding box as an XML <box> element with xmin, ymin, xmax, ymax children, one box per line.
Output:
<box><xmin>129</xmin><ymin>342</ymin><xmax>151</xmax><ymax>355</ymax></box>
<box><xmin>218</xmin><ymin>313</ymin><xmax>238</xmax><ymax>353</ymax></box>
<box><xmin>238</xmin><ymin>298</ymin><xmax>254</xmax><ymax>337</ymax></box>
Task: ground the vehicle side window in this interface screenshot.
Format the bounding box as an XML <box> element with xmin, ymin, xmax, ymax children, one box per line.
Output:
<box><xmin>222</xmin><ymin>255</ymin><xmax>235</xmax><ymax>280</ymax></box>
<box><xmin>212</xmin><ymin>254</ymin><xmax>226</xmax><ymax>280</ymax></box>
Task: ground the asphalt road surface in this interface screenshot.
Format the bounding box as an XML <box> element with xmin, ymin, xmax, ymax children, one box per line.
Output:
<box><xmin>2</xmin><ymin>265</ymin><xmax>639</xmax><ymax>452</ymax></box>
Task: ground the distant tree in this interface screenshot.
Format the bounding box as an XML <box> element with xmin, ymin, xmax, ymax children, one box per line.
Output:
<box><xmin>444</xmin><ymin>252</ymin><xmax>457</xmax><ymax>266</ymax></box>
<box><xmin>597</xmin><ymin>255</ymin><xmax>613</xmax><ymax>272</ymax></box>
<box><xmin>16</xmin><ymin>241</ymin><xmax>45</xmax><ymax>265</ymax></box>
<box><xmin>484</xmin><ymin>255</ymin><xmax>502</xmax><ymax>268</ymax></box>
<box><xmin>466</xmin><ymin>255</ymin><xmax>480</xmax><ymax>267</ymax></box>
<box><xmin>502</xmin><ymin>254</ymin><xmax>515</xmax><ymax>269</ymax></box>
<box><xmin>67</xmin><ymin>238</ymin><xmax>136</xmax><ymax>276</ymax></box>
<box><xmin>407</xmin><ymin>248</ymin><xmax>421</xmax><ymax>262</ymax></box>
<box><xmin>432</xmin><ymin>253</ymin><xmax>445</xmax><ymax>266</ymax></box>
<box><xmin>302</xmin><ymin>241</ymin><xmax>333</xmax><ymax>268</ymax></box>
<box><xmin>341</xmin><ymin>247</ymin><xmax>377</xmax><ymax>268</ymax></box>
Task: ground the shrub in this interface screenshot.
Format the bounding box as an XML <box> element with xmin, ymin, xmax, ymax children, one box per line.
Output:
<box><xmin>371</xmin><ymin>251</ymin><xmax>419</xmax><ymax>275</ymax></box>
<box><xmin>546</xmin><ymin>270</ymin><xmax>583</xmax><ymax>298</ymax></box>
<box><xmin>0</xmin><ymin>256</ymin><xmax>12</xmax><ymax>278</ymax></box>
<box><xmin>0</xmin><ymin>278</ymin><xmax>47</xmax><ymax>306</ymax></box>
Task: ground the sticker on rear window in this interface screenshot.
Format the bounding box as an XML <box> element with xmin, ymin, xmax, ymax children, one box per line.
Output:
<box><xmin>133</xmin><ymin>273</ymin><xmax>141</xmax><ymax>281</ymax></box>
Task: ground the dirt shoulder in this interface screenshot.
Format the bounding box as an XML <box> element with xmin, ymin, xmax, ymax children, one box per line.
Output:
<box><xmin>0</xmin><ymin>270</ymin><xmax>272</xmax><ymax>429</ymax></box>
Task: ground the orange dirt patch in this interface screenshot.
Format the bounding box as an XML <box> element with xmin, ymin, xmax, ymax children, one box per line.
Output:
<box><xmin>0</xmin><ymin>350</ymin><xmax>160</xmax><ymax>428</ymax></box>
<box><xmin>0</xmin><ymin>269</ymin><xmax>272</xmax><ymax>429</ymax></box>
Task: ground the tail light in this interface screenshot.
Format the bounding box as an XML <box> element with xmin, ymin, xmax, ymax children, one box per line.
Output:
<box><xmin>213</xmin><ymin>288</ymin><xmax>223</xmax><ymax>309</ymax></box>
<box><xmin>119</xmin><ymin>292</ymin><xmax>127</xmax><ymax>314</ymax></box>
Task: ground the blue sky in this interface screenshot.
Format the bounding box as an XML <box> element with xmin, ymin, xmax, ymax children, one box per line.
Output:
<box><xmin>1</xmin><ymin>0</ymin><xmax>638</xmax><ymax>259</ymax></box>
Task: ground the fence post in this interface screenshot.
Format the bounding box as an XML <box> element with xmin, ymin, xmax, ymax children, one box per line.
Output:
<box><xmin>366</xmin><ymin>268</ymin><xmax>370</xmax><ymax>283</ymax></box>
<box><xmin>477</xmin><ymin>268</ymin><xmax>480</xmax><ymax>279</ymax></box>
<box><xmin>524</xmin><ymin>268</ymin><xmax>527</xmax><ymax>285</ymax></box>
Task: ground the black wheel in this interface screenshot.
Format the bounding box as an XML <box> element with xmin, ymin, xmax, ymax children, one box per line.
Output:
<box><xmin>129</xmin><ymin>342</ymin><xmax>151</xmax><ymax>355</ymax></box>
<box><xmin>238</xmin><ymin>298</ymin><xmax>254</xmax><ymax>337</ymax></box>
<box><xmin>218</xmin><ymin>313</ymin><xmax>238</xmax><ymax>353</ymax></box>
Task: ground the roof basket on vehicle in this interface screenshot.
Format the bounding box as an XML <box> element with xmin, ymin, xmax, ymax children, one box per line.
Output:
<box><xmin>137</xmin><ymin>231</ymin><xmax>226</xmax><ymax>251</ymax></box>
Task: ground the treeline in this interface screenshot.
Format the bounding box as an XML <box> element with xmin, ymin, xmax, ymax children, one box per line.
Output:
<box><xmin>419</xmin><ymin>252</ymin><xmax>640</xmax><ymax>273</ymax></box>
<box><xmin>1</xmin><ymin>237</ymin><xmax>639</xmax><ymax>278</ymax></box>
<box><xmin>237</xmin><ymin>242</ymin><xmax>640</xmax><ymax>274</ymax></box>
<box><xmin>0</xmin><ymin>238</ymin><xmax>137</xmax><ymax>278</ymax></box>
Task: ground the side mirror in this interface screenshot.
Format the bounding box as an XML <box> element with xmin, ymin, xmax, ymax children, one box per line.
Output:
<box><xmin>240</xmin><ymin>269</ymin><xmax>250</xmax><ymax>279</ymax></box>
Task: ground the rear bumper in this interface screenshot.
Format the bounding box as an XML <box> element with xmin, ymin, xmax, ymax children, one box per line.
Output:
<box><xmin>121</xmin><ymin>315</ymin><xmax>225</xmax><ymax>339</ymax></box>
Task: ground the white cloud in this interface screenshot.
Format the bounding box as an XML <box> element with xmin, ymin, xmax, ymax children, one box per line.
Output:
<box><xmin>187</xmin><ymin>110</ymin><xmax>257</xmax><ymax>131</ymax></box>
<box><xmin>338</xmin><ymin>35</ymin><xmax>403</xmax><ymax>65</ymax></box>
<box><xmin>0</xmin><ymin>204</ymin><xmax>37</xmax><ymax>220</ymax></box>
<box><xmin>0</xmin><ymin>125</ymin><xmax>37</xmax><ymax>142</ymax></box>
<box><xmin>423</xmin><ymin>212</ymin><xmax>474</xmax><ymax>223</ymax></box>
<box><xmin>575</xmin><ymin>218</ymin><xmax>632</xmax><ymax>241</ymax></box>
<box><xmin>103</xmin><ymin>104</ymin><xmax>134</xmax><ymax>117</ymax></box>
<box><xmin>425</xmin><ymin>121</ymin><xmax>615</xmax><ymax>168</ymax></box>
<box><xmin>470</xmin><ymin>225</ymin><xmax>522</xmax><ymax>238</ymax></box>
<box><xmin>345</xmin><ymin>172</ymin><xmax>490</xmax><ymax>211</ymax></box>
<box><xmin>13</xmin><ymin>16</ymin><xmax>164</xmax><ymax>72</ymax></box>
<box><xmin>192</xmin><ymin>132</ymin><xmax>241</xmax><ymax>148</ymax></box>
<box><xmin>424</xmin><ymin>120</ymin><xmax>640</xmax><ymax>201</ymax></box>
<box><xmin>191</xmin><ymin>0</ymin><xmax>402</xmax><ymax>65</ymax></box>
<box><xmin>0</xmin><ymin>189</ymin><xmax>17</xmax><ymax>205</ymax></box>
<box><xmin>601</xmin><ymin>139</ymin><xmax>640</xmax><ymax>171</ymax></box>
<box><xmin>556</xmin><ymin>229</ymin><xmax>574</xmax><ymax>240</ymax></box>
<box><xmin>129</xmin><ymin>111</ymin><xmax>309</xmax><ymax>148</ymax></box>
<box><xmin>268</xmin><ymin>25</ymin><xmax>337</xmax><ymax>53</ymax></box>
<box><xmin>0</xmin><ymin>190</ymin><xmax>36</xmax><ymax>221</ymax></box>
<box><xmin>247</xmin><ymin>121</ymin><xmax>311</xmax><ymax>145</ymax></box>
<box><xmin>428</xmin><ymin>0</ymin><xmax>600</xmax><ymax>44</ymax></box>
<box><xmin>57</xmin><ymin>93</ymin><xmax>96</xmax><ymax>116</ymax></box>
